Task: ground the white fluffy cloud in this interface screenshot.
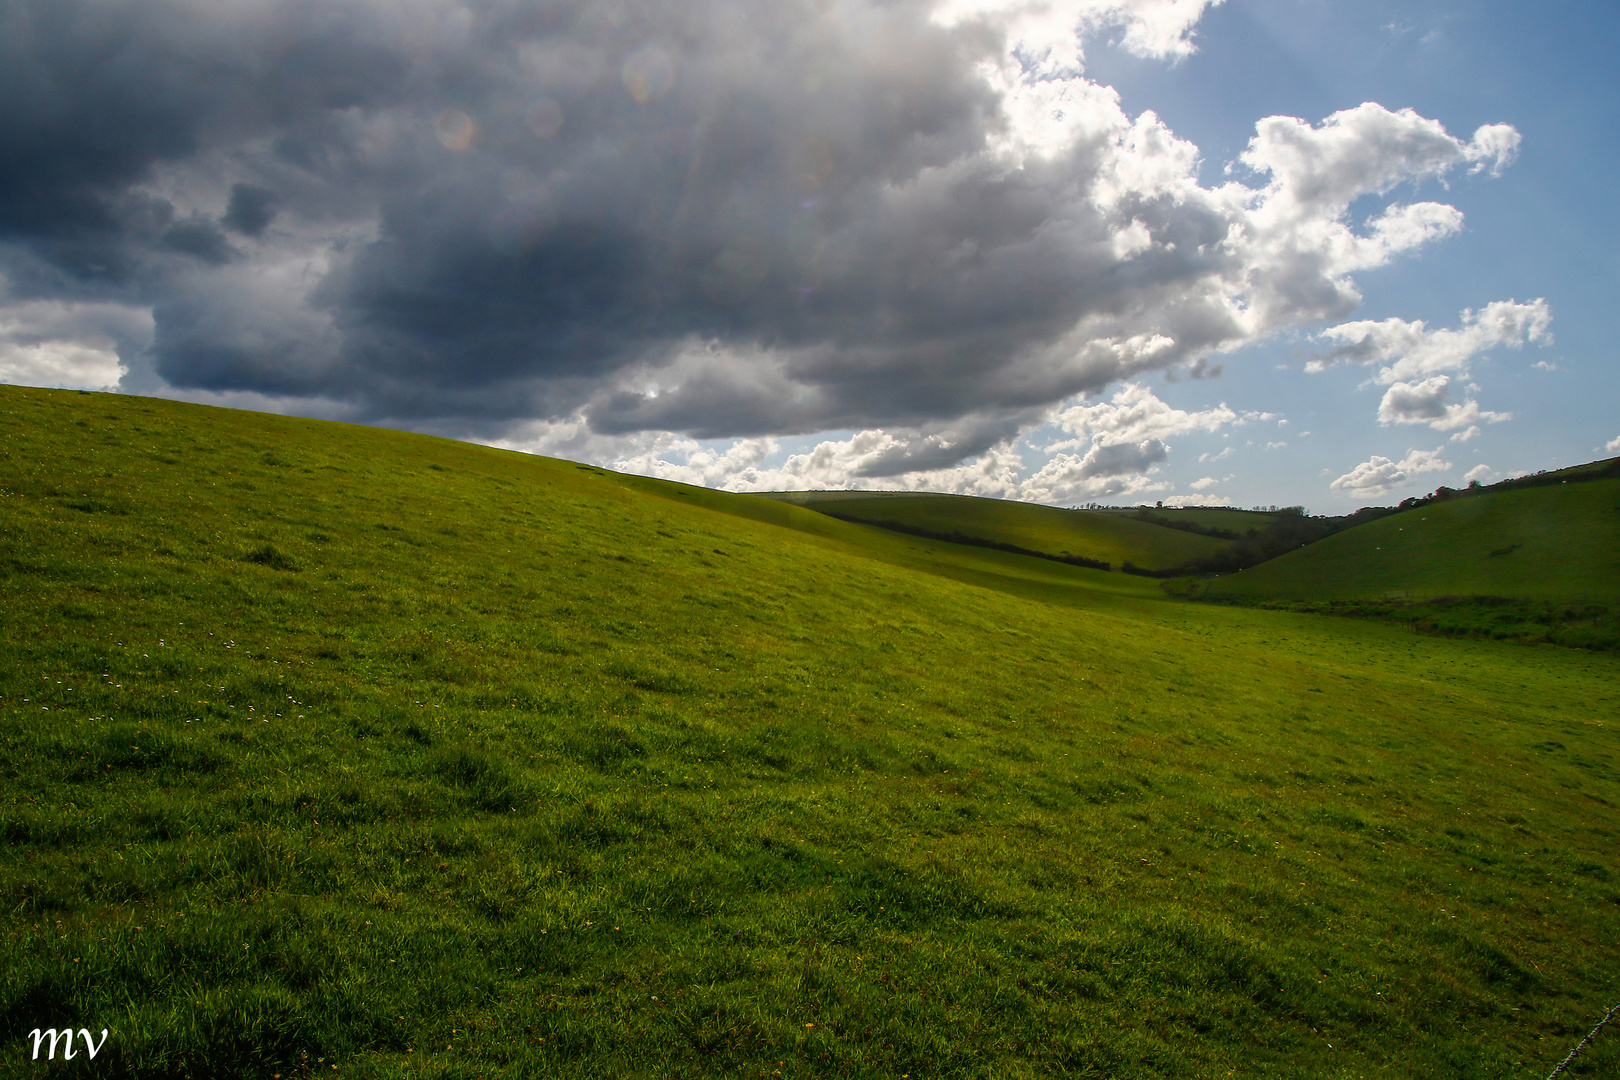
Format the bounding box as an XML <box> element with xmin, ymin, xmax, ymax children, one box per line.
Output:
<box><xmin>493</xmin><ymin>410</ymin><xmax>1028</xmax><ymax>495</ymax></box>
<box><xmin>0</xmin><ymin>341</ymin><xmax>124</xmax><ymax>391</ymax></box>
<box><xmin>1003</xmin><ymin>382</ymin><xmax>1272</xmax><ymax>502</ymax></box>
<box><xmin>1047</xmin><ymin>382</ymin><xmax>1255</xmax><ymax>448</ymax></box>
<box><xmin>612</xmin><ymin>437</ymin><xmax>782</xmax><ymax>491</ymax></box>
<box><xmin>1018</xmin><ymin>441</ymin><xmax>1169</xmax><ymax>503</ymax></box>
<box><xmin>1226</xmin><ymin>107</ymin><xmax>1520</xmax><ymax>336</ymax></box>
<box><xmin>1163</xmin><ymin>492</ymin><xmax>1233</xmax><ymax>506</ymax></box>
<box><xmin>0</xmin><ymin>298</ymin><xmax>151</xmax><ymax>391</ymax></box>
<box><xmin>933</xmin><ymin>0</ymin><xmax>1226</xmax><ymax>75</ymax></box>
<box><xmin>1376</xmin><ymin>375</ymin><xmax>1510</xmax><ymax>432</ymax></box>
<box><xmin>547</xmin><ymin>427</ymin><xmax>1031</xmax><ymax>500</ymax></box>
<box><xmin>523</xmin><ymin>381</ymin><xmax>1257</xmax><ymax>505</ymax></box>
<box><xmin>1607</xmin><ymin>435</ymin><xmax>1620</xmax><ymax>454</ymax></box>
<box><xmin>1314</xmin><ymin>299</ymin><xmax>1546</xmax><ymax>446</ymax></box>
<box><xmin>1312</xmin><ymin>300</ymin><xmax>1551</xmax><ymax>384</ymax></box>
<box><xmin>1329</xmin><ymin>447</ymin><xmax>1450</xmax><ymax>497</ymax></box>
<box><xmin>1017</xmin><ymin>456</ymin><xmax>1170</xmax><ymax>503</ymax></box>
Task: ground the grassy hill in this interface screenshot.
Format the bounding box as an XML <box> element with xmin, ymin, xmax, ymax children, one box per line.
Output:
<box><xmin>758</xmin><ymin>491</ymin><xmax>1269</xmax><ymax>573</ymax></box>
<box><xmin>1203</xmin><ymin>479</ymin><xmax>1620</xmax><ymax>605</ymax></box>
<box><xmin>1131</xmin><ymin>506</ymin><xmax>1281</xmax><ymax>535</ymax></box>
<box><xmin>2</xmin><ymin>385</ymin><xmax>1619</xmax><ymax>1078</ymax></box>
<box><xmin>1195</xmin><ymin>478</ymin><xmax>1620</xmax><ymax>647</ymax></box>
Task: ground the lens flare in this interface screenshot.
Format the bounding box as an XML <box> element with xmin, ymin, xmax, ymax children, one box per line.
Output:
<box><xmin>621</xmin><ymin>46</ymin><xmax>675</xmax><ymax>104</ymax></box>
<box><xmin>433</xmin><ymin>108</ymin><xmax>477</xmax><ymax>151</ymax></box>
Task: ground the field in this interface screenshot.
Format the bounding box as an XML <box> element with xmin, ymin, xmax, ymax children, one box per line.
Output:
<box><xmin>758</xmin><ymin>491</ymin><xmax>1255</xmax><ymax>573</ymax></box>
<box><xmin>2</xmin><ymin>385</ymin><xmax>1618</xmax><ymax>1078</ymax></box>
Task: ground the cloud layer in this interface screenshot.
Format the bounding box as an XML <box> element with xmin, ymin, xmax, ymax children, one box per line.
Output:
<box><xmin>1329</xmin><ymin>447</ymin><xmax>1450</xmax><ymax>498</ymax></box>
<box><xmin>0</xmin><ymin>0</ymin><xmax>1520</xmax><ymax>492</ymax></box>
<box><xmin>1312</xmin><ymin>299</ymin><xmax>1550</xmax><ymax>385</ymax></box>
<box><xmin>1374</xmin><ymin>375</ymin><xmax>1509</xmax><ymax>439</ymax></box>
<box><xmin>1312</xmin><ymin>298</ymin><xmax>1548</xmax><ymax>462</ymax></box>
<box><xmin>529</xmin><ymin>380</ymin><xmax>1270</xmax><ymax>504</ymax></box>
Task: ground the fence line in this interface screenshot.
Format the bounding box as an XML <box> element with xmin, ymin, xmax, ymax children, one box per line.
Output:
<box><xmin>1546</xmin><ymin>1000</ymin><xmax>1620</xmax><ymax>1079</ymax></box>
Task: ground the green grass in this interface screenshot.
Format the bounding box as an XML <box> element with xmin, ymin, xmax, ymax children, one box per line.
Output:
<box><xmin>2</xmin><ymin>385</ymin><xmax>1619</xmax><ymax>1078</ymax></box>
<box><xmin>1131</xmin><ymin>507</ymin><xmax>1282</xmax><ymax>535</ymax></box>
<box><xmin>1169</xmin><ymin>595</ymin><xmax>1619</xmax><ymax>652</ymax></box>
<box><xmin>607</xmin><ymin>475</ymin><xmax>1167</xmax><ymax>605</ymax></box>
<box><xmin>759</xmin><ymin>491</ymin><xmax>1242</xmax><ymax>573</ymax></box>
<box><xmin>1202</xmin><ymin>480</ymin><xmax>1620</xmax><ymax>605</ymax></box>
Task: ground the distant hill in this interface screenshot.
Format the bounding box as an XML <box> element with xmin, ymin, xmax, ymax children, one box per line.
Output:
<box><xmin>758</xmin><ymin>490</ymin><xmax>1281</xmax><ymax>574</ymax></box>
<box><xmin>758</xmin><ymin>465</ymin><xmax>1619</xmax><ymax>649</ymax></box>
<box><xmin>1201</xmin><ymin>476</ymin><xmax>1620</xmax><ymax>605</ymax></box>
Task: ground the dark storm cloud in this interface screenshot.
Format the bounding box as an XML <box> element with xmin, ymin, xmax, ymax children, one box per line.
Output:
<box><xmin>0</xmin><ymin>1</ymin><xmax>411</xmax><ymax>282</ymax></box>
<box><xmin>160</xmin><ymin>218</ymin><xmax>236</xmax><ymax>264</ymax></box>
<box><xmin>1074</xmin><ymin>436</ymin><xmax>1167</xmax><ymax>479</ymax></box>
<box><xmin>0</xmin><ymin>0</ymin><xmax>1509</xmax><ymax>470</ymax></box>
<box><xmin>223</xmin><ymin>184</ymin><xmax>278</xmax><ymax>237</ymax></box>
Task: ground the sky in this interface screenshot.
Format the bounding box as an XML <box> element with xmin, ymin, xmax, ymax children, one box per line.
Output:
<box><xmin>2</xmin><ymin>0</ymin><xmax>1615</xmax><ymax>512</ymax></box>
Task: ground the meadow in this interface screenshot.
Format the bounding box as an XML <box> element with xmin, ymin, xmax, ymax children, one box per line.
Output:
<box><xmin>1</xmin><ymin>384</ymin><xmax>1617</xmax><ymax>1078</ymax></box>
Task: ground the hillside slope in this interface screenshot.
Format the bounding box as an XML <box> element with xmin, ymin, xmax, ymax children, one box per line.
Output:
<box><xmin>760</xmin><ymin>490</ymin><xmax>1248</xmax><ymax>572</ymax></box>
<box><xmin>1</xmin><ymin>385</ymin><xmax>1617</xmax><ymax>1079</ymax></box>
<box><xmin>1203</xmin><ymin>479</ymin><xmax>1620</xmax><ymax>604</ymax></box>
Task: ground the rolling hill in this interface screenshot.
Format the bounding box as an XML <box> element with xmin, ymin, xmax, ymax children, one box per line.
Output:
<box><xmin>1201</xmin><ymin>477</ymin><xmax>1620</xmax><ymax>605</ymax></box>
<box><xmin>2</xmin><ymin>384</ymin><xmax>1617</xmax><ymax>1078</ymax></box>
<box><xmin>758</xmin><ymin>490</ymin><xmax>1278</xmax><ymax>573</ymax></box>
